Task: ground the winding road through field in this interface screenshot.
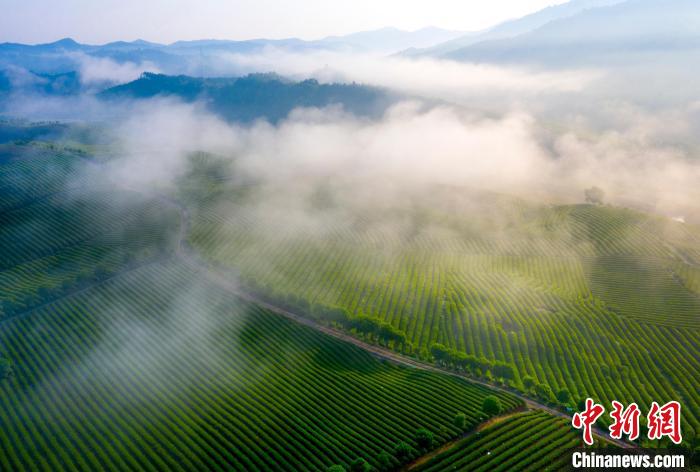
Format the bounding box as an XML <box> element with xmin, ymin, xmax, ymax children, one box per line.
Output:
<box><xmin>160</xmin><ymin>193</ymin><xmax>634</xmax><ymax>451</ymax></box>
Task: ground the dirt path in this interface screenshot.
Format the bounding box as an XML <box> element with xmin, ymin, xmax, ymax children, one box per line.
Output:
<box><xmin>403</xmin><ymin>409</ymin><xmax>527</xmax><ymax>471</ymax></box>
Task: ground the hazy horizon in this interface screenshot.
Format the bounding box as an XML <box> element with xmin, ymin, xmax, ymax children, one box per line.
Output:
<box><xmin>0</xmin><ymin>0</ymin><xmax>566</xmax><ymax>44</ymax></box>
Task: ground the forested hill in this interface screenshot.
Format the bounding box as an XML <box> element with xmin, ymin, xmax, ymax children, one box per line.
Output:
<box><xmin>100</xmin><ymin>72</ymin><xmax>396</xmax><ymax>123</ymax></box>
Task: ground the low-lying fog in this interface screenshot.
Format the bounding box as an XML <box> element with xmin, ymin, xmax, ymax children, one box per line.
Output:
<box><xmin>3</xmin><ymin>42</ymin><xmax>700</xmax><ymax>224</ymax></box>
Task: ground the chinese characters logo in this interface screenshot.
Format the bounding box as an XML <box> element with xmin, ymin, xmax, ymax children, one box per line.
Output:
<box><xmin>572</xmin><ymin>398</ymin><xmax>681</xmax><ymax>445</ymax></box>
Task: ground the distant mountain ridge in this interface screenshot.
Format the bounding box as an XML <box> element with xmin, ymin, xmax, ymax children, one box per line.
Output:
<box><xmin>0</xmin><ymin>69</ymin><xmax>82</xmax><ymax>97</ymax></box>
<box><xmin>413</xmin><ymin>0</ymin><xmax>700</xmax><ymax>66</ymax></box>
<box><xmin>404</xmin><ymin>0</ymin><xmax>625</xmax><ymax>57</ymax></box>
<box><xmin>0</xmin><ymin>27</ymin><xmax>465</xmax><ymax>78</ymax></box>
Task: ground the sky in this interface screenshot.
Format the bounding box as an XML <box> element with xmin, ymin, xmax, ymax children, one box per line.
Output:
<box><xmin>0</xmin><ymin>0</ymin><xmax>566</xmax><ymax>44</ymax></box>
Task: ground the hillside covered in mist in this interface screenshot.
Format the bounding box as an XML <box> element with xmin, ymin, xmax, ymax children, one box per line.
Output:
<box><xmin>100</xmin><ymin>72</ymin><xmax>396</xmax><ymax>123</ymax></box>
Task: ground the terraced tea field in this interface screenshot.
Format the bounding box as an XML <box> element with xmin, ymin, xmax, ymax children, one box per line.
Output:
<box><xmin>188</xmin><ymin>177</ymin><xmax>700</xmax><ymax>441</ymax></box>
<box><xmin>2</xmin><ymin>140</ymin><xmax>698</xmax><ymax>472</ymax></box>
<box><xmin>0</xmin><ymin>260</ymin><xmax>522</xmax><ymax>471</ymax></box>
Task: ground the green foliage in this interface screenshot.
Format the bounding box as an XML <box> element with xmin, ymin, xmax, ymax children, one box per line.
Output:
<box><xmin>556</xmin><ymin>388</ymin><xmax>571</xmax><ymax>404</ymax></box>
<box><xmin>429</xmin><ymin>343</ymin><xmax>513</xmax><ymax>381</ymax></box>
<box><xmin>327</xmin><ymin>465</ymin><xmax>346</xmax><ymax>472</ymax></box>
<box><xmin>492</xmin><ymin>361</ymin><xmax>516</xmax><ymax>380</ymax></box>
<box><xmin>376</xmin><ymin>451</ymin><xmax>395</xmax><ymax>471</ymax></box>
<box><xmin>430</xmin><ymin>343</ymin><xmax>451</xmax><ymax>363</ymax></box>
<box><xmin>577</xmin><ymin>399</ymin><xmax>587</xmax><ymax>412</ymax></box>
<box><xmin>535</xmin><ymin>383</ymin><xmax>554</xmax><ymax>402</ymax></box>
<box><xmin>393</xmin><ymin>441</ymin><xmax>414</xmax><ymax>463</ymax></box>
<box><xmin>349</xmin><ymin>458</ymin><xmax>371</xmax><ymax>472</ymax></box>
<box><xmin>315</xmin><ymin>305</ymin><xmax>350</xmax><ymax>324</ymax></box>
<box><xmin>346</xmin><ymin>315</ymin><xmax>407</xmax><ymax>346</ymax></box>
<box><xmin>453</xmin><ymin>412</ymin><xmax>467</xmax><ymax>430</ymax></box>
<box><xmin>415</xmin><ymin>428</ymin><xmax>435</xmax><ymax>451</ymax></box>
<box><xmin>522</xmin><ymin>375</ymin><xmax>536</xmax><ymax>392</ymax></box>
<box><xmin>482</xmin><ymin>396</ymin><xmax>502</xmax><ymax>416</ymax></box>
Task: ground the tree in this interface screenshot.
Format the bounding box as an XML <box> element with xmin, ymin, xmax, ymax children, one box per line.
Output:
<box><xmin>453</xmin><ymin>412</ymin><xmax>467</xmax><ymax>430</ymax></box>
<box><xmin>577</xmin><ymin>398</ymin><xmax>588</xmax><ymax>412</ymax></box>
<box><xmin>478</xmin><ymin>357</ymin><xmax>493</xmax><ymax>373</ymax></box>
<box><xmin>430</xmin><ymin>343</ymin><xmax>451</xmax><ymax>365</ymax></box>
<box><xmin>556</xmin><ymin>388</ymin><xmax>571</xmax><ymax>404</ymax></box>
<box><xmin>349</xmin><ymin>458</ymin><xmax>371</xmax><ymax>472</ymax></box>
<box><xmin>584</xmin><ymin>186</ymin><xmax>605</xmax><ymax>205</ymax></box>
<box><xmin>459</xmin><ymin>354</ymin><xmax>481</xmax><ymax>372</ymax></box>
<box><xmin>522</xmin><ymin>375</ymin><xmax>535</xmax><ymax>392</ymax></box>
<box><xmin>328</xmin><ymin>307</ymin><xmax>349</xmax><ymax>324</ymax></box>
<box><xmin>493</xmin><ymin>361</ymin><xmax>516</xmax><ymax>380</ymax></box>
<box><xmin>327</xmin><ymin>466</ymin><xmax>346</xmax><ymax>472</ymax></box>
<box><xmin>535</xmin><ymin>383</ymin><xmax>554</xmax><ymax>402</ymax></box>
<box><xmin>393</xmin><ymin>441</ymin><xmax>413</xmax><ymax>462</ymax></box>
<box><xmin>482</xmin><ymin>395</ymin><xmax>502</xmax><ymax>416</ymax></box>
<box><xmin>376</xmin><ymin>451</ymin><xmax>395</xmax><ymax>471</ymax></box>
<box><xmin>349</xmin><ymin>315</ymin><xmax>382</xmax><ymax>339</ymax></box>
<box><xmin>377</xmin><ymin>322</ymin><xmax>407</xmax><ymax>347</ymax></box>
<box><xmin>415</xmin><ymin>428</ymin><xmax>434</xmax><ymax>450</ymax></box>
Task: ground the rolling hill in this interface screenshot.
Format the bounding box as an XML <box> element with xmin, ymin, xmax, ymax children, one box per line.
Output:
<box><xmin>99</xmin><ymin>72</ymin><xmax>396</xmax><ymax>123</ymax></box>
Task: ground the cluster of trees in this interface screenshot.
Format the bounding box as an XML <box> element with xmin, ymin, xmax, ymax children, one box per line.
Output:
<box><xmin>522</xmin><ymin>375</ymin><xmax>570</xmax><ymax>405</ymax></box>
<box><xmin>294</xmin><ymin>298</ymin><xmax>410</xmax><ymax>349</ymax></box>
<box><xmin>584</xmin><ymin>186</ymin><xmax>605</xmax><ymax>205</ymax></box>
<box><xmin>430</xmin><ymin>343</ymin><xmax>516</xmax><ymax>381</ymax></box>
<box><xmin>453</xmin><ymin>412</ymin><xmax>467</xmax><ymax>430</ymax></box>
<box><xmin>430</xmin><ymin>344</ymin><xmax>574</xmax><ymax>408</ymax></box>
<box><xmin>242</xmin><ymin>279</ymin><xmax>411</xmax><ymax>350</ymax></box>
<box><xmin>482</xmin><ymin>396</ymin><xmax>502</xmax><ymax>416</ymax></box>
<box><xmin>345</xmin><ymin>315</ymin><xmax>408</xmax><ymax>348</ymax></box>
